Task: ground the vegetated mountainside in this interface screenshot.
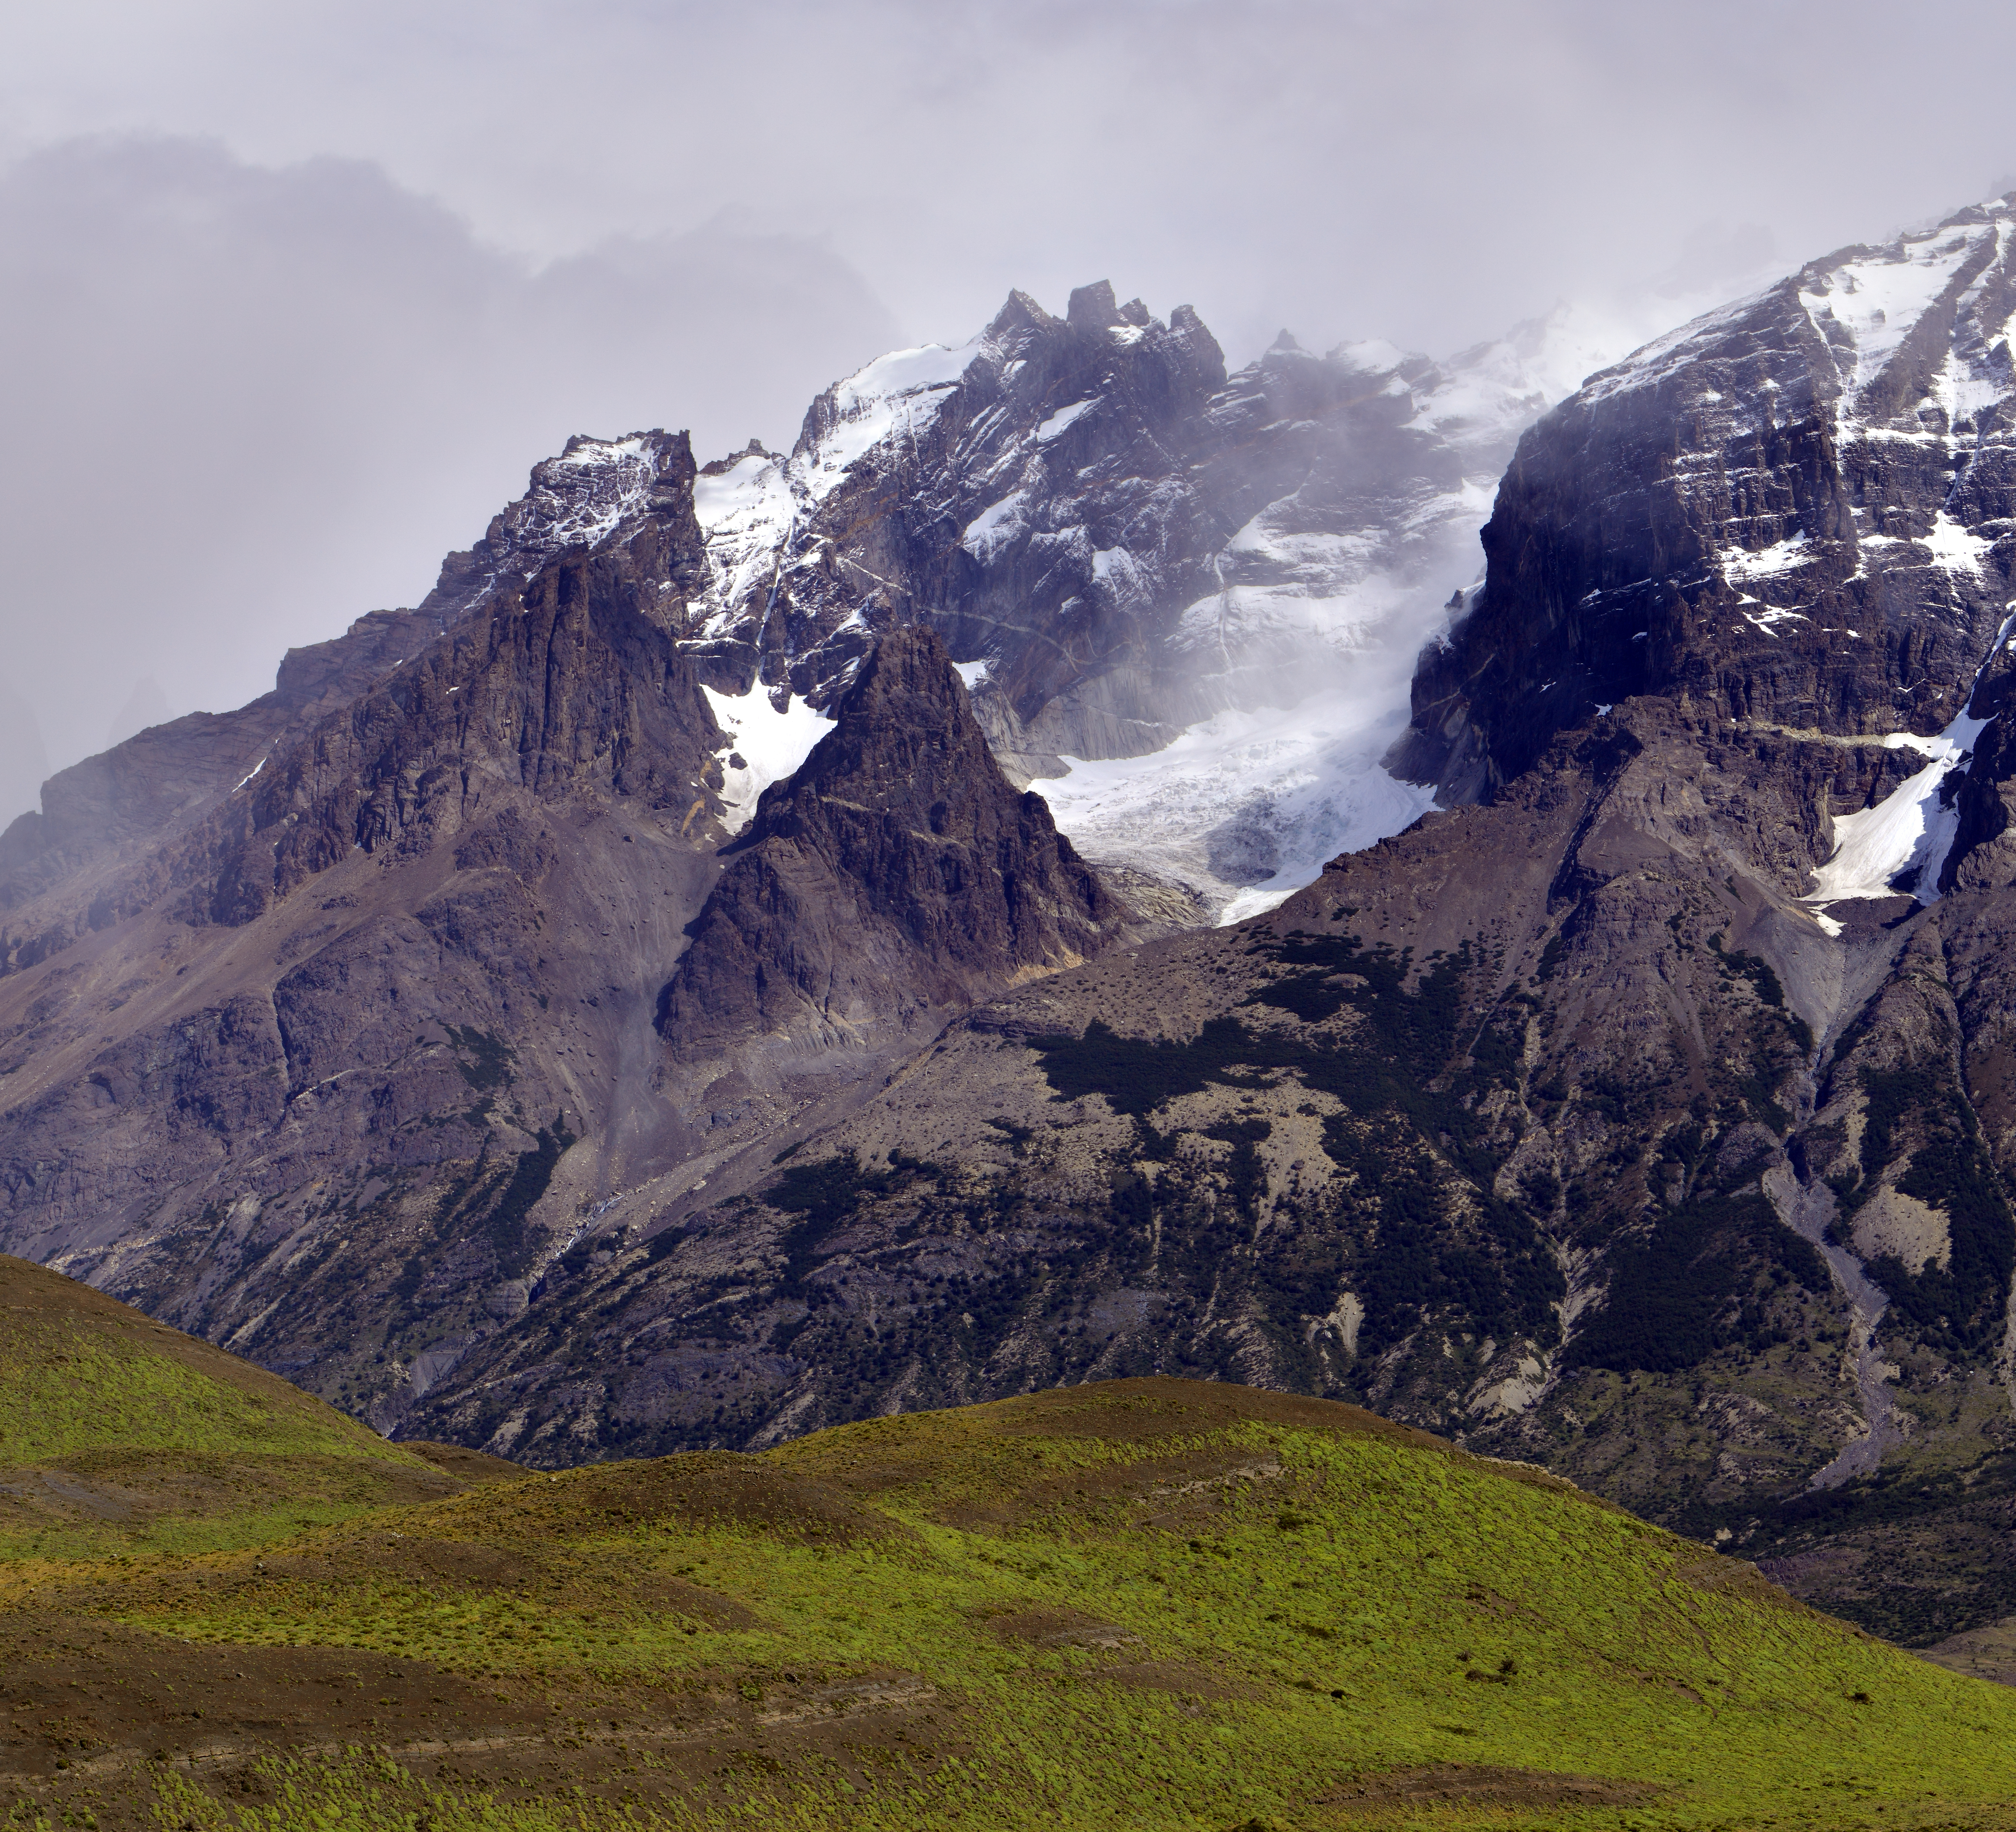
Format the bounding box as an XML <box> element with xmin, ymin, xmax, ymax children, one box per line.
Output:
<box><xmin>409</xmin><ymin>194</ymin><xmax>2016</xmax><ymax>1651</ymax></box>
<box><xmin>9</xmin><ymin>1356</ymin><xmax>2016</xmax><ymax>1832</ymax></box>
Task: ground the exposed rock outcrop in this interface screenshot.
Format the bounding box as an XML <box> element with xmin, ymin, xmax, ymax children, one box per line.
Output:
<box><xmin>1398</xmin><ymin>199</ymin><xmax>2016</xmax><ymax>807</ymax></box>
<box><xmin>660</xmin><ymin>626</ymin><xmax>1125</xmax><ymax>1066</ymax></box>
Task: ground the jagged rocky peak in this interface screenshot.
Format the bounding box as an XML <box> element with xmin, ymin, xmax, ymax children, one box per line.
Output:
<box><xmin>657</xmin><ymin>623</ymin><xmax>1127</xmax><ymax>1067</ymax></box>
<box><xmin>680</xmin><ymin>276</ymin><xmax>1574</xmax><ymax>805</ymax></box>
<box><xmin>1402</xmin><ymin>192</ymin><xmax>2016</xmax><ymax>815</ymax></box>
<box><xmin>684</xmin><ymin>279</ymin><xmax>1238</xmax><ymax>766</ymax></box>
<box><xmin>1064</xmin><ymin>279</ymin><xmax>1153</xmax><ymax>332</ymax></box>
<box><xmin>2</xmin><ymin>422</ymin><xmax>718</xmax><ymax>932</ymax></box>
<box><xmin>414</xmin><ymin>427</ymin><xmax>707</xmax><ymax>633</ymax></box>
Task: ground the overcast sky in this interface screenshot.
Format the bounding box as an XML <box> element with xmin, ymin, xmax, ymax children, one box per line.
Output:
<box><xmin>4</xmin><ymin>0</ymin><xmax>2016</xmax><ymax>823</ymax></box>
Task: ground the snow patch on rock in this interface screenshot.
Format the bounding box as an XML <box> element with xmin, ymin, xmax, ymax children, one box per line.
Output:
<box><xmin>702</xmin><ymin>686</ymin><xmax>835</xmax><ymax>833</ymax></box>
<box><xmin>1918</xmin><ymin>511</ymin><xmax>1994</xmax><ymax>574</ymax></box>
<box><xmin>1722</xmin><ymin>532</ymin><xmax>1812</xmax><ymax>583</ymax></box>
<box><xmin>1800</xmin><ymin>226</ymin><xmax>1987</xmax><ymax>399</ymax></box>
<box><xmin>960</xmin><ymin>491</ymin><xmax>1030</xmax><ymax>562</ymax></box>
<box><xmin>1035</xmin><ymin>397</ymin><xmax>1099</xmax><ymax>443</ymax></box>
<box><xmin>1806</xmin><ymin>712</ymin><xmax>1990</xmax><ymax>907</ymax></box>
<box><xmin>695</xmin><ymin>452</ymin><xmax>796</xmax><ymax>631</ymax></box>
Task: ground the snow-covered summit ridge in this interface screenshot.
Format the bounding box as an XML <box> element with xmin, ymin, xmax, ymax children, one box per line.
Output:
<box><xmin>675</xmin><ymin>286</ymin><xmax>1712</xmax><ymax>922</ymax></box>
<box><xmin>1406</xmin><ymin>189</ymin><xmax>2016</xmax><ymax>899</ymax></box>
<box><xmin>792</xmin><ymin>341</ymin><xmax>982</xmax><ymax>503</ymax></box>
<box><xmin>1582</xmin><ymin>192</ymin><xmax>2016</xmax><ymax>424</ymax></box>
<box><xmin>1483</xmin><ymin>192</ymin><xmax>2016</xmax><ymax>696</ymax></box>
<box><xmin>687</xmin><ymin>337</ymin><xmax>992</xmax><ymax>637</ymax></box>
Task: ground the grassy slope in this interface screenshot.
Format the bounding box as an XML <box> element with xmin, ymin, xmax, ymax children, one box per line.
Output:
<box><xmin>6</xmin><ymin>1375</ymin><xmax>2016</xmax><ymax>1830</ymax></box>
<box><xmin>0</xmin><ymin>1252</ymin><xmax>456</xmax><ymax>1560</ymax></box>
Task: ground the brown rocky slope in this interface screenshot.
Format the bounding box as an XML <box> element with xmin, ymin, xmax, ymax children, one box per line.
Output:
<box><xmin>0</xmin><ymin>460</ymin><xmax>1134</xmax><ymax>1444</ymax></box>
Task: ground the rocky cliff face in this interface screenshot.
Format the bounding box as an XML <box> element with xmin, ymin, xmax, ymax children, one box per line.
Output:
<box><xmin>0</xmin><ymin>443</ymin><xmax>1133</xmax><ymax>1434</ymax></box>
<box><xmin>0</xmin><ymin>430</ymin><xmax>710</xmax><ymax>958</ymax></box>
<box><xmin>1401</xmin><ymin>198</ymin><xmax>2016</xmax><ymax>810</ymax></box>
<box><xmin>660</xmin><ymin>626</ymin><xmax>1124</xmax><ymax>1071</ymax></box>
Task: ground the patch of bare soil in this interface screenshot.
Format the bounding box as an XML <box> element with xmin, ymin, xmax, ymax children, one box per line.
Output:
<box><xmin>983</xmin><ymin>1605</ymin><xmax>1141</xmax><ymax>1648</ymax></box>
<box><xmin>925</xmin><ymin>1440</ymin><xmax>1310</xmax><ymax>1533</ymax></box>
<box><xmin>399</xmin><ymin>1441</ymin><xmax>528</xmax><ymax>1484</ymax></box>
<box><xmin>973</xmin><ymin>1605</ymin><xmax>1253</xmax><ymax>1703</ymax></box>
<box><xmin>1921</xmin><ymin>1615</ymin><xmax>2016</xmax><ymax>1687</ymax></box>
<box><xmin>500</xmin><ymin>1453</ymin><xmax>903</xmax><ymax>1546</ymax></box>
<box><xmin>0</xmin><ymin>1613</ymin><xmax>960</xmax><ymax>1832</ymax></box>
<box><xmin>1674</xmin><ymin>1548</ymin><xmax>1803</xmax><ymax>1615</ymax></box>
<box><xmin>1317</xmin><ymin>1762</ymin><xmax>1658</xmax><ymax>1810</ymax></box>
<box><xmin>40</xmin><ymin>1531</ymin><xmax>762</xmax><ymax>1632</ymax></box>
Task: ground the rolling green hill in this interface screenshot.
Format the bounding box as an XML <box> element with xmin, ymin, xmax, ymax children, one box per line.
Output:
<box><xmin>0</xmin><ymin>1252</ymin><xmax>486</xmax><ymax>1562</ymax></box>
<box><xmin>4</xmin><ymin>1266</ymin><xmax>2016</xmax><ymax>1828</ymax></box>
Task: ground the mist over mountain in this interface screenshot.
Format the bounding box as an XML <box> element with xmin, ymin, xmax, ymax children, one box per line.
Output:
<box><xmin>10</xmin><ymin>0</ymin><xmax>2015</xmax><ymax>834</ymax></box>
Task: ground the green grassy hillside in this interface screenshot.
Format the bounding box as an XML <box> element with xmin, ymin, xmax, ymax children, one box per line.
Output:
<box><xmin>0</xmin><ymin>1253</ymin><xmax>474</xmax><ymax>1561</ymax></box>
<box><xmin>6</xmin><ymin>1357</ymin><xmax>2016</xmax><ymax>1830</ymax></box>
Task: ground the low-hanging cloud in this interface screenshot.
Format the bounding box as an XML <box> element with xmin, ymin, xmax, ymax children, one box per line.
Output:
<box><xmin>0</xmin><ymin>136</ymin><xmax>900</xmax><ymax>823</ymax></box>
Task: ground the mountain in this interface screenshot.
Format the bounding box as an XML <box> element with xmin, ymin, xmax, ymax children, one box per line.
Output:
<box><xmin>0</xmin><ymin>543</ymin><xmax>1126</xmax><ymax>1443</ymax></box>
<box><xmin>684</xmin><ymin>286</ymin><xmax>1631</xmax><ymax>918</ymax></box>
<box><xmin>410</xmin><ymin>193</ymin><xmax>2016</xmax><ymax>1647</ymax></box>
<box><xmin>13</xmin><ymin>196</ymin><xmax>2016</xmax><ymax>1659</ymax></box>
<box><xmin>10</xmin><ymin>1332</ymin><xmax>2016</xmax><ymax>1832</ymax></box>
<box><xmin>0</xmin><ymin>279</ymin><xmax>1599</xmax><ymax>1445</ymax></box>
<box><xmin>660</xmin><ymin>625</ymin><xmax>1126</xmax><ymax>1072</ymax></box>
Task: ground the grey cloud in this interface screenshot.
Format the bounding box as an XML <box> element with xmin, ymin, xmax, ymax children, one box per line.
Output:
<box><xmin>0</xmin><ymin>137</ymin><xmax>899</xmax><ymax>823</ymax></box>
<box><xmin>12</xmin><ymin>0</ymin><xmax>2016</xmax><ymax>362</ymax></box>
